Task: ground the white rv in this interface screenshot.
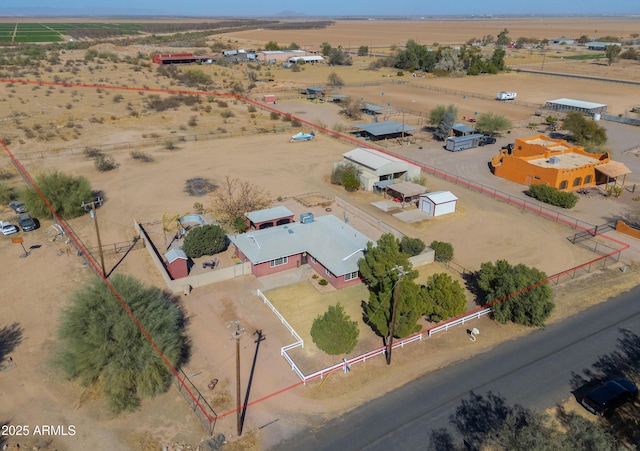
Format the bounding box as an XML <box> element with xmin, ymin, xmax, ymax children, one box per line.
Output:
<box><xmin>496</xmin><ymin>92</ymin><xmax>517</xmax><ymax>101</ymax></box>
<box><xmin>496</xmin><ymin>91</ymin><xmax>518</xmax><ymax>100</ymax></box>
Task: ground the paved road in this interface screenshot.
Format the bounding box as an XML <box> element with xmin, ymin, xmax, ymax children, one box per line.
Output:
<box><xmin>277</xmin><ymin>284</ymin><xmax>640</xmax><ymax>450</ymax></box>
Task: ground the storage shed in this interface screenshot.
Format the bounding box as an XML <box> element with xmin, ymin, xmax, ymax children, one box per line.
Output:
<box><xmin>165</xmin><ymin>248</ymin><xmax>189</xmax><ymax>279</ymax></box>
<box><xmin>419</xmin><ymin>191</ymin><xmax>458</xmax><ymax>217</ymax></box>
<box><xmin>262</xmin><ymin>94</ymin><xmax>276</xmax><ymax>104</ymax></box>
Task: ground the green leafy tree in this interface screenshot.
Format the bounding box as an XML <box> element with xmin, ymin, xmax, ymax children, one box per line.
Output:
<box><xmin>562</xmin><ymin>111</ymin><xmax>607</xmax><ymax>146</ymax></box>
<box><xmin>182</xmin><ymin>224</ymin><xmax>227</xmax><ymax>258</ymax></box>
<box><xmin>21</xmin><ymin>170</ymin><xmax>93</xmax><ymax>219</ymax></box>
<box><xmin>399</xmin><ymin>236</ymin><xmax>426</xmax><ymax>256</ymax></box>
<box><xmin>428</xmin><ymin>105</ymin><xmax>447</xmax><ymax>127</ymax></box>
<box><xmin>56</xmin><ymin>274</ymin><xmax>188</xmax><ymax>414</ymax></box>
<box><xmin>264</xmin><ymin>41</ymin><xmax>280</xmax><ymax>51</ymax></box>
<box><xmin>429</xmin><ymin>240</ymin><xmax>454</xmax><ymax>263</ymax></box>
<box><xmin>477</xmin><ymin>260</ymin><xmax>554</xmax><ymax>327</ymax></box>
<box><xmin>475</xmin><ymin>112</ymin><xmax>512</xmax><ymax>136</ymax></box>
<box><xmin>604</xmin><ymin>44</ymin><xmax>622</xmax><ymax>66</ymax></box>
<box><xmin>423</xmin><ymin>273</ymin><xmax>466</xmax><ymax>322</ymax></box>
<box><xmin>310</xmin><ymin>303</ymin><xmax>359</xmax><ymax>355</ymax></box>
<box><xmin>328</xmin><ymin>46</ymin><xmax>352</xmax><ymax>66</ymax></box>
<box><xmin>359</xmin><ymin>234</ymin><xmax>425</xmax><ymax>339</ymax></box>
<box><xmin>320</xmin><ymin>42</ymin><xmax>332</xmax><ymax>56</ymax></box>
<box><xmin>490</xmin><ymin>47</ymin><xmax>506</xmax><ymax>71</ymax></box>
<box><xmin>433</xmin><ymin>105</ymin><xmax>457</xmax><ymax>141</ymax></box>
<box><xmin>357</xmin><ymin>45</ymin><xmax>369</xmax><ymax>56</ymax></box>
<box><xmin>496</xmin><ymin>28</ymin><xmax>511</xmax><ymax>46</ymax></box>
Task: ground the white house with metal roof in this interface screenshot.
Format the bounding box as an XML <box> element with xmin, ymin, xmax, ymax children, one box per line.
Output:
<box><xmin>229</xmin><ymin>214</ymin><xmax>373</xmax><ymax>289</ymax></box>
<box><xmin>342</xmin><ymin>147</ymin><xmax>421</xmax><ymax>191</ymax></box>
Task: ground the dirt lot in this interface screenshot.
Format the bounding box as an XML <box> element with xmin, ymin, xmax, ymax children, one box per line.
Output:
<box><xmin>1</xmin><ymin>17</ymin><xmax>640</xmax><ymax>451</ymax></box>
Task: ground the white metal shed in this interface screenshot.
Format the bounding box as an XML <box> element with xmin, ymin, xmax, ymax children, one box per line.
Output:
<box><xmin>418</xmin><ymin>191</ymin><xmax>458</xmax><ymax>217</ymax></box>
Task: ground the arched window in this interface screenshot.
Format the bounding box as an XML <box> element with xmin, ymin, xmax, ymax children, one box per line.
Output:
<box><xmin>584</xmin><ymin>175</ymin><xmax>592</xmax><ymax>184</ymax></box>
<box><xmin>559</xmin><ymin>180</ymin><xmax>568</xmax><ymax>190</ymax></box>
<box><xmin>573</xmin><ymin>177</ymin><xmax>582</xmax><ymax>187</ymax></box>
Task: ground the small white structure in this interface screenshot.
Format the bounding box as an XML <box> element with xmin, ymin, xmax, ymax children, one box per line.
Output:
<box><xmin>496</xmin><ymin>92</ymin><xmax>517</xmax><ymax>101</ymax></box>
<box><xmin>418</xmin><ymin>191</ymin><xmax>458</xmax><ymax>217</ymax></box>
<box><xmin>342</xmin><ymin>147</ymin><xmax>421</xmax><ymax>191</ymax></box>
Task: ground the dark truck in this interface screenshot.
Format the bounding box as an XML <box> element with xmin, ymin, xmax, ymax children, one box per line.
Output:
<box><xmin>581</xmin><ymin>377</ymin><xmax>638</xmax><ymax>417</ymax></box>
<box><xmin>445</xmin><ymin>134</ymin><xmax>496</xmax><ymax>151</ymax></box>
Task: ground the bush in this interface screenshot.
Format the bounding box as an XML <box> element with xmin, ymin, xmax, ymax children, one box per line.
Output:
<box><xmin>94</xmin><ymin>154</ymin><xmax>119</xmax><ymax>172</ymax></box>
<box><xmin>527</xmin><ymin>184</ymin><xmax>578</xmax><ymax>209</ymax></box>
<box><xmin>430</xmin><ymin>240</ymin><xmax>454</xmax><ymax>263</ymax></box>
<box><xmin>0</xmin><ymin>182</ymin><xmax>16</xmax><ymax>204</ymax></box>
<box><xmin>310</xmin><ymin>303</ymin><xmax>359</xmax><ymax>355</ymax></box>
<box><xmin>318</xmin><ymin>279</ymin><xmax>328</xmax><ymax>286</ymax></box>
<box><xmin>182</xmin><ymin>224</ymin><xmax>227</xmax><ymax>258</ymax></box>
<box><xmin>400</xmin><ymin>236</ymin><xmax>426</xmax><ymax>256</ymax></box>
<box><xmin>130</xmin><ymin>150</ymin><xmax>154</xmax><ymax>162</ymax></box>
<box><xmin>270</xmin><ymin>112</ymin><xmax>280</xmax><ymax>120</ymax></box>
<box><xmin>331</xmin><ymin>162</ymin><xmax>361</xmax><ymax>192</ymax></box>
<box><xmin>220</xmin><ymin>109</ymin><xmax>235</xmax><ymax>118</ymax></box>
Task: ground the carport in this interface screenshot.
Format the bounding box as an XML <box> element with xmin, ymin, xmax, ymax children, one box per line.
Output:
<box><xmin>352</xmin><ymin>121</ymin><xmax>415</xmax><ymax>141</ymax></box>
<box><xmin>595</xmin><ymin>161</ymin><xmax>631</xmax><ymax>190</ymax></box>
<box><xmin>385</xmin><ymin>182</ymin><xmax>427</xmax><ymax>205</ymax></box>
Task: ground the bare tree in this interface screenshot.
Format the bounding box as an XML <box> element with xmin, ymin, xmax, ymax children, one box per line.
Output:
<box><xmin>340</xmin><ymin>97</ymin><xmax>364</xmax><ymax>120</ymax></box>
<box><xmin>212</xmin><ymin>176</ymin><xmax>271</xmax><ymax>228</ymax></box>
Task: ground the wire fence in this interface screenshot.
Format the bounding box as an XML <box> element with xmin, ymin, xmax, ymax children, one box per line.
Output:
<box><xmin>172</xmin><ymin>368</ymin><xmax>217</xmax><ymax>436</ymax></box>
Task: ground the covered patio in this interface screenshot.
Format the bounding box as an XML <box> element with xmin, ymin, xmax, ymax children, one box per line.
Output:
<box><xmin>384</xmin><ymin>182</ymin><xmax>428</xmax><ymax>205</ymax></box>
<box><xmin>596</xmin><ymin>161</ymin><xmax>632</xmax><ymax>190</ymax></box>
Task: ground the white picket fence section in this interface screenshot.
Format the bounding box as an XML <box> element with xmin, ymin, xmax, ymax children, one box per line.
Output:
<box><xmin>256</xmin><ymin>289</ymin><xmax>492</xmax><ymax>384</ymax></box>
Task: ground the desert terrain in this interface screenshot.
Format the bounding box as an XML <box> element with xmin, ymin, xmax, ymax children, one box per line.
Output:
<box><xmin>1</xmin><ymin>17</ymin><xmax>640</xmax><ymax>451</ymax></box>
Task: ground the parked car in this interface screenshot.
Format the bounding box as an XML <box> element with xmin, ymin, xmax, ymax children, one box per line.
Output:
<box><xmin>478</xmin><ymin>136</ymin><xmax>497</xmax><ymax>146</ymax></box>
<box><xmin>8</xmin><ymin>200</ymin><xmax>26</xmax><ymax>213</ymax></box>
<box><xmin>581</xmin><ymin>377</ymin><xmax>638</xmax><ymax>417</ymax></box>
<box><xmin>18</xmin><ymin>213</ymin><xmax>36</xmax><ymax>232</ymax></box>
<box><xmin>1</xmin><ymin>221</ymin><xmax>19</xmax><ymax>236</ymax></box>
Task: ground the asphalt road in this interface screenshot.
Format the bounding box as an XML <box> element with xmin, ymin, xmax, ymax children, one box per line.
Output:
<box><xmin>277</xmin><ymin>284</ymin><xmax>640</xmax><ymax>450</ymax></box>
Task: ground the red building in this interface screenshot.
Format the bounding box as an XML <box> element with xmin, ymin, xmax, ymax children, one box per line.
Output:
<box><xmin>165</xmin><ymin>248</ymin><xmax>189</xmax><ymax>279</ymax></box>
<box><xmin>230</xmin><ymin>210</ymin><xmax>372</xmax><ymax>289</ymax></box>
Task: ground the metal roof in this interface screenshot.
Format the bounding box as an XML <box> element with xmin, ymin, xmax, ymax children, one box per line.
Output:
<box><xmin>343</xmin><ymin>147</ymin><xmax>407</xmax><ymax>171</ymax></box>
<box><xmin>362</xmin><ymin>103</ymin><xmax>385</xmax><ymax>112</ymax></box>
<box><xmin>452</xmin><ymin>123</ymin><xmax>475</xmax><ymax>133</ymax></box>
<box><xmin>386</xmin><ymin>182</ymin><xmax>427</xmax><ymax>198</ymax></box>
<box><xmin>420</xmin><ymin>191</ymin><xmax>458</xmax><ymax>204</ymax></box>
<box><xmin>545</xmin><ymin>98</ymin><xmax>607</xmax><ymax>110</ymax></box>
<box><xmin>229</xmin><ymin>215</ymin><xmax>372</xmax><ymax>276</ymax></box>
<box><xmin>352</xmin><ymin>121</ymin><xmax>415</xmax><ymax>136</ymax></box>
<box><xmin>165</xmin><ymin>248</ymin><xmax>188</xmax><ymax>263</ymax></box>
<box><xmin>245</xmin><ymin>206</ymin><xmax>294</xmax><ymax>224</ymax></box>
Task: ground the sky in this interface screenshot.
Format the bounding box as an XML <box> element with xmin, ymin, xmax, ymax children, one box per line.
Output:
<box><xmin>2</xmin><ymin>1</ymin><xmax>639</xmax><ymax>17</ymax></box>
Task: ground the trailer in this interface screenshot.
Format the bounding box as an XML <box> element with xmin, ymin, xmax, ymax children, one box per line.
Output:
<box><xmin>496</xmin><ymin>91</ymin><xmax>517</xmax><ymax>101</ymax></box>
<box><xmin>445</xmin><ymin>133</ymin><xmax>486</xmax><ymax>151</ymax></box>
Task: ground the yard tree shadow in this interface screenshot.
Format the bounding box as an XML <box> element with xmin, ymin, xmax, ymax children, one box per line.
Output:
<box><xmin>449</xmin><ymin>391</ymin><xmax>514</xmax><ymax>447</ymax></box>
<box><xmin>0</xmin><ymin>322</ymin><xmax>23</xmax><ymax>363</ymax></box>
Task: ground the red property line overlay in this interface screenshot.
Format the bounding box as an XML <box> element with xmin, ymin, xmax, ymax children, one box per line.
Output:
<box><xmin>1</xmin><ymin>78</ymin><xmax>631</xmax><ymax>427</ymax></box>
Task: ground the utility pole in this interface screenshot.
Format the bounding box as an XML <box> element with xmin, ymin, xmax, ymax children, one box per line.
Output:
<box><xmin>82</xmin><ymin>197</ymin><xmax>105</xmax><ymax>278</ymax></box>
<box><xmin>387</xmin><ymin>266</ymin><xmax>409</xmax><ymax>365</ymax></box>
<box><xmin>227</xmin><ymin>320</ymin><xmax>246</xmax><ymax>437</ymax></box>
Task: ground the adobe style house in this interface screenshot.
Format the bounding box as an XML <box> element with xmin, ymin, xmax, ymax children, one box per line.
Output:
<box><xmin>229</xmin><ymin>211</ymin><xmax>373</xmax><ymax>289</ymax></box>
<box><xmin>490</xmin><ymin>135</ymin><xmax>631</xmax><ymax>191</ymax></box>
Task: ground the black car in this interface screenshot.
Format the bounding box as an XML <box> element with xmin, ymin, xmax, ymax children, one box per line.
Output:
<box><xmin>9</xmin><ymin>200</ymin><xmax>26</xmax><ymax>213</ymax></box>
<box><xmin>581</xmin><ymin>377</ymin><xmax>638</xmax><ymax>417</ymax></box>
<box><xmin>18</xmin><ymin>213</ymin><xmax>36</xmax><ymax>232</ymax></box>
<box><xmin>478</xmin><ymin>136</ymin><xmax>497</xmax><ymax>146</ymax></box>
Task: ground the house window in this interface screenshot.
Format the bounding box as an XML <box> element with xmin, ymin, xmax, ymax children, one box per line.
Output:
<box><xmin>344</xmin><ymin>271</ymin><xmax>359</xmax><ymax>281</ymax></box>
<box><xmin>559</xmin><ymin>180</ymin><xmax>568</xmax><ymax>190</ymax></box>
<box><xmin>585</xmin><ymin>175</ymin><xmax>592</xmax><ymax>184</ymax></box>
<box><xmin>270</xmin><ymin>256</ymin><xmax>288</xmax><ymax>268</ymax></box>
<box><xmin>326</xmin><ymin>268</ymin><xmax>335</xmax><ymax>278</ymax></box>
<box><xmin>573</xmin><ymin>177</ymin><xmax>582</xmax><ymax>187</ymax></box>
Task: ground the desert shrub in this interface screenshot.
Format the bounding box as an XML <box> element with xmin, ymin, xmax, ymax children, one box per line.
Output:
<box><xmin>220</xmin><ymin>109</ymin><xmax>235</xmax><ymax>118</ymax></box>
<box><xmin>331</xmin><ymin>162</ymin><xmax>361</xmax><ymax>192</ymax></box>
<box><xmin>0</xmin><ymin>182</ymin><xmax>15</xmax><ymax>204</ymax></box>
<box><xmin>83</xmin><ymin>147</ymin><xmax>103</xmax><ymax>159</ymax></box>
<box><xmin>216</xmin><ymin>100</ymin><xmax>228</xmax><ymax>108</ymax></box>
<box><xmin>527</xmin><ymin>184</ymin><xmax>578</xmax><ymax>209</ymax></box>
<box><xmin>247</xmin><ymin>104</ymin><xmax>257</xmax><ymax>113</ymax></box>
<box><xmin>95</xmin><ymin>154</ymin><xmax>119</xmax><ymax>172</ymax></box>
<box><xmin>270</xmin><ymin>112</ymin><xmax>280</xmax><ymax>120</ymax></box>
<box><xmin>291</xmin><ymin>119</ymin><xmax>302</xmax><ymax>128</ymax></box>
<box><xmin>188</xmin><ymin>115</ymin><xmax>198</xmax><ymax>126</ymax></box>
<box><xmin>399</xmin><ymin>236</ymin><xmax>426</xmax><ymax>256</ymax></box>
<box><xmin>130</xmin><ymin>150</ymin><xmax>154</xmax><ymax>162</ymax></box>
<box><xmin>430</xmin><ymin>240</ymin><xmax>454</xmax><ymax>263</ymax></box>
<box><xmin>182</xmin><ymin>224</ymin><xmax>228</xmax><ymax>258</ymax></box>
<box><xmin>318</xmin><ymin>279</ymin><xmax>328</xmax><ymax>286</ymax></box>
<box><xmin>164</xmin><ymin>140</ymin><xmax>177</xmax><ymax>151</ymax></box>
